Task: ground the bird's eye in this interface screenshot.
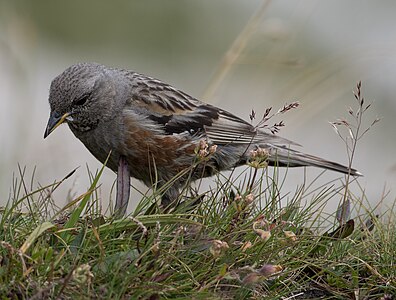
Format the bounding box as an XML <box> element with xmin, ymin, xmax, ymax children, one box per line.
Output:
<box><xmin>73</xmin><ymin>94</ymin><xmax>90</xmax><ymax>106</ymax></box>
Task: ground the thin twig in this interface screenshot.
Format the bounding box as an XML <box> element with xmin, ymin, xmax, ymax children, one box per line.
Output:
<box><xmin>202</xmin><ymin>0</ymin><xmax>272</xmax><ymax>101</ymax></box>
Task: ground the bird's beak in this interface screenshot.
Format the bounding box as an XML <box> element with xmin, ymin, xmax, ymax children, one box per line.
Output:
<box><xmin>44</xmin><ymin>111</ymin><xmax>71</xmax><ymax>138</ymax></box>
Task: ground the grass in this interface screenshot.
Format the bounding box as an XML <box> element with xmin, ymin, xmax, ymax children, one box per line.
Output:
<box><xmin>1</xmin><ymin>84</ymin><xmax>395</xmax><ymax>299</ymax></box>
<box><xmin>1</xmin><ymin>161</ymin><xmax>395</xmax><ymax>299</ymax></box>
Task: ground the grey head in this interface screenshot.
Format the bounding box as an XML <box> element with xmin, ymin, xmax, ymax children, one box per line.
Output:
<box><xmin>44</xmin><ymin>62</ymin><xmax>127</xmax><ymax>138</ymax></box>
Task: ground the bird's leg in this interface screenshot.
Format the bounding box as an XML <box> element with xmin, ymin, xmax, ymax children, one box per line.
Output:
<box><xmin>115</xmin><ymin>155</ymin><xmax>130</xmax><ymax>218</ymax></box>
<box><xmin>160</xmin><ymin>194</ymin><xmax>172</xmax><ymax>209</ymax></box>
<box><xmin>160</xmin><ymin>187</ymin><xmax>179</xmax><ymax>211</ymax></box>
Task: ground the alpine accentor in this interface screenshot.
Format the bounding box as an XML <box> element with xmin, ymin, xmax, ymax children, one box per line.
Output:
<box><xmin>44</xmin><ymin>63</ymin><xmax>361</xmax><ymax>215</ymax></box>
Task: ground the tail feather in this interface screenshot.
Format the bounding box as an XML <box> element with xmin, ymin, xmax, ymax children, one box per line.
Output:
<box><xmin>267</xmin><ymin>146</ymin><xmax>362</xmax><ymax>176</ymax></box>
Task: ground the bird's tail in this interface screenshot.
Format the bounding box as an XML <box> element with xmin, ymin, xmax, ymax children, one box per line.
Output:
<box><xmin>267</xmin><ymin>146</ymin><xmax>362</xmax><ymax>176</ymax></box>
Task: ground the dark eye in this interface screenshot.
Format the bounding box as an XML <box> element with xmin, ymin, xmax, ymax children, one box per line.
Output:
<box><xmin>73</xmin><ymin>94</ymin><xmax>90</xmax><ymax>106</ymax></box>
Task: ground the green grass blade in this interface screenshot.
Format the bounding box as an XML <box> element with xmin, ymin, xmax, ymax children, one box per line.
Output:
<box><xmin>93</xmin><ymin>214</ymin><xmax>202</xmax><ymax>235</ymax></box>
<box><xmin>20</xmin><ymin>221</ymin><xmax>56</xmax><ymax>254</ymax></box>
<box><xmin>59</xmin><ymin>153</ymin><xmax>110</xmax><ymax>241</ymax></box>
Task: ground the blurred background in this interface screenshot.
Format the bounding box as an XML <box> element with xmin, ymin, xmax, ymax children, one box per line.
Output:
<box><xmin>1</xmin><ymin>0</ymin><xmax>395</xmax><ymax>214</ymax></box>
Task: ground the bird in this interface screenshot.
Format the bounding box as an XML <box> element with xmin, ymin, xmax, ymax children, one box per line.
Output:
<box><xmin>44</xmin><ymin>62</ymin><xmax>361</xmax><ymax>216</ymax></box>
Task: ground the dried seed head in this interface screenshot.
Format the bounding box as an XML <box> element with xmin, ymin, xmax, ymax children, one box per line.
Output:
<box><xmin>254</xmin><ymin>229</ymin><xmax>271</xmax><ymax>241</ymax></box>
<box><xmin>199</xmin><ymin>139</ymin><xmax>208</xmax><ymax>150</ymax></box>
<box><xmin>209</xmin><ymin>144</ymin><xmax>217</xmax><ymax>154</ymax></box>
<box><xmin>242</xmin><ymin>272</ymin><xmax>261</xmax><ymax>285</ymax></box>
<box><xmin>196</xmin><ymin>139</ymin><xmax>217</xmax><ymax>159</ymax></box>
<box><xmin>278</xmin><ymin>101</ymin><xmax>300</xmax><ymax>114</ymax></box>
<box><xmin>245</xmin><ymin>193</ymin><xmax>254</xmax><ymax>204</ymax></box>
<box><xmin>242</xmin><ymin>264</ymin><xmax>282</xmax><ymax>285</ymax></box>
<box><xmin>210</xmin><ymin>240</ymin><xmax>229</xmax><ymax>258</ymax></box>
<box><xmin>249</xmin><ymin>149</ymin><xmax>257</xmax><ymax>158</ymax></box>
<box><xmin>258</xmin><ymin>264</ymin><xmax>283</xmax><ymax>277</ymax></box>
<box><xmin>72</xmin><ymin>264</ymin><xmax>94</xmax><ymax>285</ymax></box>
<box><xmin>198</xmin><ymin>149</ymin><xmax>209</xmax><ymax>158</ymax></box>
<box><xmin>256</xmin><ymin>147</ymin><xmax>269</xmax><ymax>158</ymax></box>
<box><xmin>249</xmin><ymin>109</ymin><xmax>256</xmax><ymax>121</ymax></box>
<box><xmin>248</xmin><ymin>147</ymin><xmax>270</xmax><ymax>169</ymax></box>
<box><xmin>234</xmin><ymin>194</ymin><xmax>242</xmax><ymax>201</ymax></box>
<box><xmin>283</xmin><ymin>230</ymin><xmax>297</xmax><ymax>242</ymax></box>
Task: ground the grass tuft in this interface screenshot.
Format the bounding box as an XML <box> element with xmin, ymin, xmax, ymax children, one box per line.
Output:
<box><xmin>1</xmin><ymin>165</ymin><xmax>394</xmax><ymax>298</ymax></box>
<box><xmin>1</xmin><ymin>83</ymin><xmax>394</xmax><ymax>299</ymax></box>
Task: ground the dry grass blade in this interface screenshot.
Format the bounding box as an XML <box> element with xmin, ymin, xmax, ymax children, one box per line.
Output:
<box><xmin>202</xmin><ymin>0</ymin><xmax>272</xmax><ymax>101</ymax></box>
<box><xmin>20</xmin><ymin>221</ymin><xmax>56</xmax><ymax>254</ymax></box>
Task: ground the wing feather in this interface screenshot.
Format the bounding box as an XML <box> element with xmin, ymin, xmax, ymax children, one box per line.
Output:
<box><xmin>126</xmin><ymin>72</ymin><xmax>298</xmax><ymax>147</ymax></box>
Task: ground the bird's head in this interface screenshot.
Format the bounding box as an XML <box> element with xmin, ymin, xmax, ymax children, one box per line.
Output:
<box><xmin>44</xmin><ymin>62</ymin><xmax>123</xmax><ymax>138</ymax></box>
